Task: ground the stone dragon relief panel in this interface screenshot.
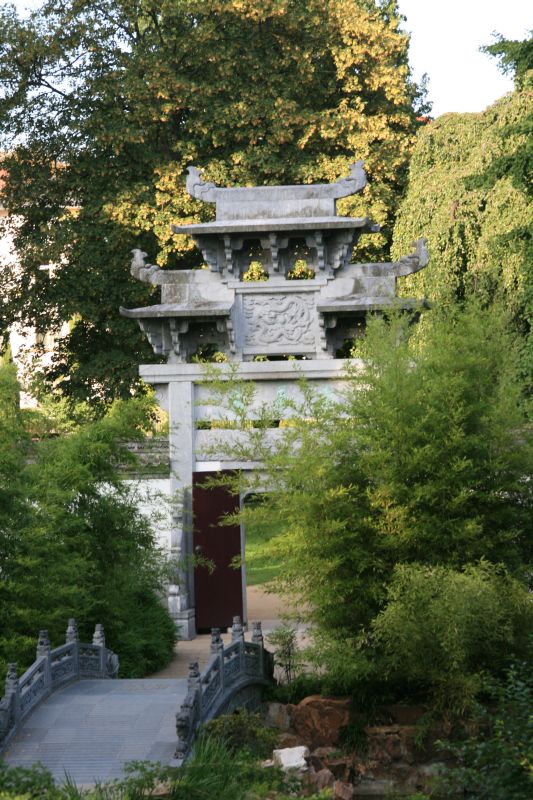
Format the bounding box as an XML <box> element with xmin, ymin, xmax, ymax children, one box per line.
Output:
<box><xmin>242</xmin><ymin>293</ymin><xmax>316</xmax><ymax>350</ymax></box>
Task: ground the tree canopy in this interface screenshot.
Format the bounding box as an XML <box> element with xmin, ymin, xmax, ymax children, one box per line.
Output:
<box><xmin>392</xmin><ymin>34</ymin><xmax>532</xmax><ymax>386</ymax></box>
<box><xmin>0</xmin><ymin>0</ymin><xmax>426</xmax><ymax>407</ymax></box>
<box><xmin>0</xmin><ymin>360</ymin><xmax>176</xmax><ymax>678</ymax></box>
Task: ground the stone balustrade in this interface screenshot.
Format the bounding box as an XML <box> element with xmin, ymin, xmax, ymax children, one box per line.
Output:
<box><xmin>175</xmin><ymin>618</ymin><xmax>273</xmax><ymax>758</ymax></box>
<box><xmin>0</xmin><ymin>619</ymin><xmax>119</xmax><ymax>754</ymax></box>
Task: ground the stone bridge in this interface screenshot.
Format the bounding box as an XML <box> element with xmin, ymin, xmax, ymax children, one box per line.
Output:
<box><xmin>0</xmin><ymin>618</ymin><xmax>272</xmax><ymax>785</ymax></box>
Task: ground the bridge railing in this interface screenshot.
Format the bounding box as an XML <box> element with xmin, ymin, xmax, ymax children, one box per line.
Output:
<box><xmin>0</xmin><ymin>619</ymin><xmax>119</xmax><ymax>754</ymax></box>
<box><xmin>175</xmin><ymin>617</ymin><xmax>274</xmax><ymax>758</ymax></box>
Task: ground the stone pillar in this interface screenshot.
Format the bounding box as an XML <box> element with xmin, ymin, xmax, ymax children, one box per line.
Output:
<box><xmin>251</xmin><ymin>621</ymin><xmax>264</xmax><ymax>647</ymax></box>
<box><xmin>4</xmin><ymin>663</ymin><xmax>20</xmax><ymax>727</ymax></box>
<box><xmin>187</xmin><ymin>661</ymin><xmax>201</xmax><ymax>691</ymax></box>
<box><xmin>36</xmin><ymin>630</ymin><xmax>52</xmax><ymax>694</ymax></box>
<box><xmin>168</xmin><ymin>379</ymin><xmax>196</xmax><ymax>639</ymax></box>
<box><xmin>65</xmin><ymin>618</ymin><xmax>79</xmax><ymax>643</ymax></box>
<box><xmin>231</xmin><ymin>616</ymin><xmax>244</xmax><ymax>642</ymax></box>
<box><xmin>210</xmin><ymin>628</ymin><xmax>223</xmax><ymax>654</ymax></box>
<box><xmin>65</xmin><ymin>618</ymin><xmax>80</xmax><ymax>675</ymax></box>
<box><xmin>93</xmin><ymin>624</ymin><xmax>107</xmax><ymax>676</ymax></box>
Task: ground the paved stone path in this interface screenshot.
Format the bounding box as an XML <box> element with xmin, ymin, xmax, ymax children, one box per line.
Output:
<box><xmin>3</xmin><ymin>588</ymin><xmax>302</xmax><ymax>786</ymax></box>
<box><xmin>3</xmin><ymin>679</ymin><xmax>187</xmax><ymax>785</ymax></box>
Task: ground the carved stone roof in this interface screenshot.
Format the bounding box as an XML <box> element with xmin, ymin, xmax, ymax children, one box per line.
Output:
<box><xmin>184</xmin><ymin>162</ymin><xmax>367</xmax><ymax>222</ymax></box>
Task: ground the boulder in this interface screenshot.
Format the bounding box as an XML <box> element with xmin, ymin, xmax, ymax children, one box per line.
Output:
<box><xmin>352</xmin><ymin>778</ymin><xmax>395</xmax><ymax>797</ymax></box>
<box><xmin>334</xmin><ymin>779</ymin><xmax>354</xmax><ymax>799</ymax></box>
<box><xmin>272</xmin><ymin>745</ymin><xmax>310</xmax><ymax>771</ymax></box>
<box><xmin>289</xmin><ymin>695</ymin><xmax>351</xmax><ymax>749</ymax></box>
<box><xmin>324</xmin><ymin>755</ymin><xmax>353</xmax><ymax>781</ymax></box>
<box><xmin>310</xmin><ymin>767</ymin><xmax>335</xmax><ymax>790</ymax></box>
<box><xmin>365</xmin><ymin>725</ymin><xmax>409</xmax><ymax>764</ymax></box>
<box><xmin>263</xmin><ymin>701</ymin><xmax>291</xmax><ymax>732</ymax></box>
<box><xmin>277</xmin><ymin>732</ymin><xmax>303</xmax><ymax>749</ymax></box>
<box><xmin>312</xmin><ymin>745</ymin><xmax>337</xmax><ymax>761</ymax></box>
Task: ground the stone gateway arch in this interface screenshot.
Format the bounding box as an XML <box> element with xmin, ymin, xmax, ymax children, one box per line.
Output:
<box><xmin>121</xmin><ymin>162</ymin><xmax>428</xmax><ymax>639</ymax></box>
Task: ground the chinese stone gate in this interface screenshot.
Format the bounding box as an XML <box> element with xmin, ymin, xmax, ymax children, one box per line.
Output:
<box><xmin>121</xmin><ymin>162</ymin><xmax>428</xmax><ymax>639</ymax></box>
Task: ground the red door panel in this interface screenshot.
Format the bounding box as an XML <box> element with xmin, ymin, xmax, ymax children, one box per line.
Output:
<box><xmin>192</xmin><ymin>471</ymin><xmax>243</xmax><ymax>632</ymax></box>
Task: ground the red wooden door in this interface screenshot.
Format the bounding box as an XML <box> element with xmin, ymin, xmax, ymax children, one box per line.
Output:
<box><xmin>192</xmin><ymin>471</ymin><xmax>243</xmax><ymax>632</ymax></box>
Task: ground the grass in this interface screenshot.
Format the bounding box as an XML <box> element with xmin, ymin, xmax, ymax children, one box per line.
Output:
<box><xmin>244</xmin><ymin>521</ymin><xmax>283</xmax><ymax>586</ymax></box>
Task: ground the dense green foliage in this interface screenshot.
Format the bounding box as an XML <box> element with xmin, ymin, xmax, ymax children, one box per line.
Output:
<box><xmin>437</xmin><ymin>662</ymin><xmax>533</xmax><ymax>799</ymax></box>
<box><xmin>0</xmin><ymin>361</ymin><xmax>176</xmax><ymax>679</ymax></box>
<box><xmin>372</xmin><ymin>563</ymin><xmax>533</xmax><ymax>714</ymax></box>
<box><xmin>213</xmin><ymin>302</ymin><xmax>532</xmax><ymax>709</ymax></box>
<box><xmin>392</xmin><ymin>34</ymin><xmax>532</xmax><ymax>385</ymax></box>
<box><xmin>199</xmin><ymin>711</ymin><xmax>278</xmax><ymax>758</ymax></box>
<box><xmin>0</xmin><ymin>736</ymin><xmax>313</xmax><ymax>799</ymax></box>
<box><xmin>0</xmin><ymin>0</ymin><xmax>426</xmax><ymax>407</ymax></box>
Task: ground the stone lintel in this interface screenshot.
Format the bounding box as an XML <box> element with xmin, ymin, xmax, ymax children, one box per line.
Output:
<box><xmin>231</xmin><ymin>280</ymin><xmax>324</xmax><ymax>293</ymax></box>
<box><xmin>120</xmin><ymin>303</ymin><xmax>231</xmax><ymax>319</ymax></box>
<box><xmin>317</xmin><ymin>297</ymin><xmax>428</xmax><ymax>314</ymax></box>
<box><xmin>140</xmin><ymin>358</ymin><xmax>355</xmax><ymax>384</ymax></box>
<box><xmin>172</xmin><ymin>216</ymin><xmax>376</xmax><ymax>236</ymax></box>
<box><xmin>317</xmin><ymin>298</ymin><xmax>394</xmax><ymax>313</ymax></box>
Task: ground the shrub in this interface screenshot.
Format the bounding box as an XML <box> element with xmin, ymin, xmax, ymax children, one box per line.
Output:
<box><xmin>0</xmin><ymin>762</ymin><xmax>57</xmax><ymax>799</ymax></box>
<box><xmin>372</xmin><ymin>562</ymin><xmax>533</xmax><ymax>715</ymax></box>
<box><xmin>266</xmin><ymin>623</ymin><xmax>303</xmax><ymax>684</ymax></box>
<box><xmin>436</xmin><ymin>661</ymin><xmax>533</xmax><ymax>800</ymax></box>
<box><xmin>199</xmin><ymin>710</ymin><xmax>278</xmax><ymax>758</ymax></box>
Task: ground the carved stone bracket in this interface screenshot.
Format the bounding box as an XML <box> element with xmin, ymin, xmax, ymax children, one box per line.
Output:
<box><xmin>193</xmin><ymin>235</ymin><xmax>219</xmax><ymax>272</ymax></box>
<box><xmin>327</xmin><ymin>230</ymin><xmax>358</xmax><ymax>273</ymax></box>
<box><xmin>305</xmin><ymin>231</ymin><xmax>326</xmax><ymax>272</ymax></box>
<box><xmin>215</xmin><ymin>318</ymin><xmax>236</xmax><ymax>353</ymax></box>
<box><xmin>138</xmin><ymin>319</ymin><xmax>168</xmax><ymax>358</ymax></box>
<box><xmin>258</xmin><ymin>233</ymin><xmax>289</xmax><ymax>274</ymax></box>
<box><xmin>318</xmin><ymin>312</ymin><xmax>338</xmax><ymax>352</ymax></box>
<box><xmin>169</xmin><ymin>319</ymin><xmax>190</xmax><ymax>360</ymax></box>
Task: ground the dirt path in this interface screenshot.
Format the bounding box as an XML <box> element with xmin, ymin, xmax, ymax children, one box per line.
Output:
<box><xmin>148</xmin><ymin>586</ymin><xmax>304</xmax><ymax>679</ymax></box>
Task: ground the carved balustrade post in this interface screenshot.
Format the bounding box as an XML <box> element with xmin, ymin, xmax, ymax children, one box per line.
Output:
<box><xmin>211</xmin><ymin>628</ymin><xmax>225</xmax><ymax>694</ymax></box>
<box><xmin>65</xmin><ymin>618</ymin><xmax>80</xmax><ymax>676</ymax></box>
<box><xmin>210</xmin><ymin>627</ymin><xmax>223</xmax><ymax>654</ymax></box>
<box><xmin>4</xmin><ymin>663</ymin><xmax>20</xmax><ymax>728</ymax></box>
<box><xmin>251</xmin><ymin>621</ymin><xmax>264</xmax><ymax>677</ymax></box>
<box><xmin>187</xmin><ymin>661</ymin><xmax>201</xmax><ymax>691</ymax></box>
<box><xmin>36</xmin><ymin>630</ymin><xmax>52</xmax><ymax>694</ymax></box>
<box><xmin>65</xmin><ymin>618</ymin><xmax>79</xmax><ymax>643</ymax></box>
<box><xmin>231</xmin><ymin>616</ymin><xmax>244</xmax><ymax>642</ymax></box>
<box><xmin>251</xmin><ymin>621</ymin><xmax>263</xmax><ymax>647</ymax></box>
<box><xmin>231</xmin><ymin>616</ymin><xmax>245</xmax><ymax>672</ymax></box>
<box><xmin>187</xmin><ymin>660</ymin><xmax>202</xmax><ymax>722</ymax></box>
<box><xmin>93</xmin><ymin>624</ymin><xmax>107</xmax><ymax>677</ymax></box>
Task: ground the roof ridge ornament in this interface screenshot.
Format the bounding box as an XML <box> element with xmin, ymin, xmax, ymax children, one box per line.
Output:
<box><xmin>185</xmin><ymin>161</ymin><xmax>367</xmax><ymax>206</ymax></box>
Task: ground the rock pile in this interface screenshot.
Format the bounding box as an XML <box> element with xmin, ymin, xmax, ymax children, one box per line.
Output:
<box><xmin>263</xmin><ymin>696</ymin><xmax>450</xmax><ymax>797</ymax></box>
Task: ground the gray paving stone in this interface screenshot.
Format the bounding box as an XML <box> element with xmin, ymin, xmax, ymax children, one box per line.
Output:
<box><xmin>3</xmin><ymin>678</ymin><xmax>187</xmax><ymax>785</ymax></box>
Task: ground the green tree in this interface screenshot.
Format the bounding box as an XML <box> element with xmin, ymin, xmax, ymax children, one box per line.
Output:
<box><xmin>0</xmin><ymin>0</ymin><xmax>425</xmax><ymax>408</ymax></box>
<box><xmin>218</xmin><ymin>303</ymin><xmax>532</xmax><ymax>698</ymax></box>
<box><xmin>0</xmin><ymin>362</ymin><xmax>176</xmax><ymax>678</ymax></box>
<box><xmin>0</xmin><ymin>356</ymin><xmax>31</xmax><ymax>648</ymax></box>
<box><xmin>392</xmin><ymin>33</ymin><xmax>532</xmax><ymax>386</ymax></box>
